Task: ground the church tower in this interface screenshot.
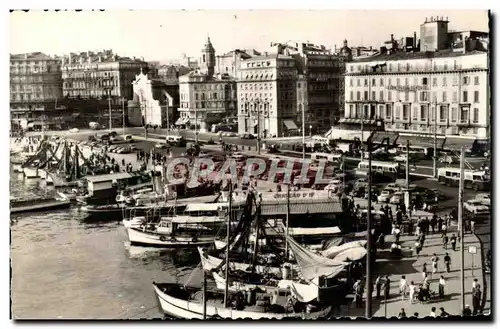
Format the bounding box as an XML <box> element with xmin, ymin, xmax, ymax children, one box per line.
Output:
<box><xmin>200</xmin><ymin>37</ymin><xmax>216</xmax><ymax>77</ymax></box>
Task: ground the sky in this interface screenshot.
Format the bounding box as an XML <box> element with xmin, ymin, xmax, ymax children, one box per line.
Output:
<box><xmin>9</xmin><ymin>10</ymin><xmax>489</xmax><ymax>62</ymax></box>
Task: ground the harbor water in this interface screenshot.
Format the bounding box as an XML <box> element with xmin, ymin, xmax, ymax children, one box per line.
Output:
<box><xmin>10</xmin><ymin>169</ymin><xmax>201</xmax><ymax>319</ymax></box>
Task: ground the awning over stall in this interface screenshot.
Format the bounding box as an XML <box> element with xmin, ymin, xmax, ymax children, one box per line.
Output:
<box><xmin>397</xmin><ymin>135</ymin><xmax>445</xmax><ymax>149</ymax></box>
<box><xmin>443</xmin><ymin>137</ymin><xmax>476</xmax><ymax>151</ymax></box>
<box><xmin>283</xmin><ymin>120</ymin><xmax>298</xmax><ymax>130</ymax></box>
<box><xmin>371</xmin><ymin>131</ymin><xmax>399</xmax><ymax>145</ymax></box>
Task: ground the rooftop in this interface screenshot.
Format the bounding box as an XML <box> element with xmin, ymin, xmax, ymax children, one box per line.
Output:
<box><xmin>10</xmin><ymin>52</ymin><xmax>56</xmax><ymax>61</ymax></box>
<box><xmin>352</xmin><ymin>49</ymin><xmax>487</xmax><ymax>63</ymax></box>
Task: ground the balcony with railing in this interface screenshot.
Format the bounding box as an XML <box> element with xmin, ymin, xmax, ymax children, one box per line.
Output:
<box><xmin>346</xmin><ymin>63</ymin><xmax>487</xmax><ymax>75</ymax></box>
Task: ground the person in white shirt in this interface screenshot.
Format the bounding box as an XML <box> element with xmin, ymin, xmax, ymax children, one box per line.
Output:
<box><xmin>430</xmin><ymin>307</ymin><xmax>437</xmax><ymax>317</ymax></box>
<box><xmin>399</xmin><ymin>276</ymin><xmax>408</xmax><ymax>301</ymax></box>
<box><xmin>439</xmin><ymin>276</ymin><xmax>446</xmax><ymax>299</ymax></box>
<box><xmin>408</xmin><ymin>281</ymin><xmax>416</xmax><ymax>304</ymax></box>
<box><xmin>472</xmin><ymin>278</ymin><xmax>479</xmax><ymax>290</ymax></box>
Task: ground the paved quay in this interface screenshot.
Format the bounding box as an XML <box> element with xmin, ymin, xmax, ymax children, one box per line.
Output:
<box><xmin>330</xmin><ymin>231</ymin><xmax>488</xmax><ymax>318</ymax></box>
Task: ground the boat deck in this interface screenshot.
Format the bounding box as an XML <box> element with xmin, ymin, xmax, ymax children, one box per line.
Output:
<box><xmin>10</xmin><ymin>199</ymin><xmax>71</xmax><ymax>214</ymax></box>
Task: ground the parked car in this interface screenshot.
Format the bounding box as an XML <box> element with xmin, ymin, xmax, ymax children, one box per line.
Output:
<box><xmin>389</xmin><ymin>191</ymin><xmax>404</xmax><ymax>205</ymax></box>
<box><xmin>124</xmin><ymin>134</ymin><xmax>134</xmax><ymax>143</ymax></box>
<box><xmin>475</xmin><ymin>193</ymin><xmax>491</xmax><ymax>207</ymax></box>
<box><xmin>324</xmin><ymin>179</ymin><xmax>342</xmax><ymax>193</ymax></box>
<box><xmin>155</xmin><ymin>143</ymin><xmax>167</xmax><ymax>149</ymax></box>
<box><xmin>385</xmin><ymin>183</ymin><xmax>401</xmax><ymax>193</ymax></box>
<box><xmin>394</xmin><ymin>154</ymin><xmax>408</xmax><ymax>162</ymax></box>
<box><xmin>377</xmin><ymin>190</ymin><xmax>393</xmax><ymax>203</ymax></box>
<box><xmin>439</xmin><ymin>155</ymin><xmax>454</xmax><ymax>164</ymax></box>
<box><xmin>464</xmin><ymin>199</ymin><xmax>490</xmax><ymax>216</ymax></box>
<box><xmin>241</xmin><ymin>133</ymin><xmax>255</xmax><ymax>139</ymax></box>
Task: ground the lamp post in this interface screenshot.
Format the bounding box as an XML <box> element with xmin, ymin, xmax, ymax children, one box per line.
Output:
<box><xmin>309</xmin><ymin>125</ymin><xmax>312</xmax><ymax>137</ymax></box>
<box><xmin>301</xmin><ymin>101</ymin><xmax>306</xmax><ymax>159</ymax></box>
<box><xmin>121</xmin><ymin>97</ymin><xmax>126</xmax><ymax>136</ymax></box>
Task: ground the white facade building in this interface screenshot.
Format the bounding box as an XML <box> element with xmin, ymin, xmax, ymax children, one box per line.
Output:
<box><xmin>342</xmin><ymin>50</ymin><xmax>489</xmax><ymax>148</ymax></box>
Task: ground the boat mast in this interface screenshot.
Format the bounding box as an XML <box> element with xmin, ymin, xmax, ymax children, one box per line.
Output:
<box><xmin>285</xmin><ymin>184</ymin><xmax>290</xmax><ymax>258</ymax></box>
<box><xmin>63</xmin><ymin>140</ymin><xmax>68</xmax><ymax>176</ymax></box>
<box><xmin>223</xmin><ymin>179</ymin><xmax>233</xmax><ymax>308</ymax></box>
<box><xmin>251</xmin><ymin>193</ymin><xmax>261</xmax><ymax>274</ymax></box>
<box><xmin>74</xmin><ymin>144</ymin><xmax>80</xmax><ymax>179</ymax></box>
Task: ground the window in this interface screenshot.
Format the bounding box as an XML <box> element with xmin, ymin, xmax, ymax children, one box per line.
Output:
<box><xmin>439</xmin><ymin>106</ymin><xmax>447</xmax><ymax>122</ymax></box>
<box><xmin>474</xmin><ymin>91</ymin><xmax>479</xmax><ymax>103</ymax></box>
<box><xmin>372</xmin><ymin>91</ymin><xmax>376</xmax><ymax>100</ymax></box>
<box><xmin>405</xmin><ymin>91</ymin><xmax>409</xmax><ymax>102</ymax></box>
<box><xmin>385</xmin><ymin>105</ymin><xmax>392</xmax><ymax>119</ymax></box>
<box><xmin>432</xmin><ymin>92</ymin><xmax>437</xmax><ymax>102</ymax></box>
<box><xmin>388</xmin><ymin>91</ymin><xmax>392</xmax><ymax>101</ymax></box>
<box><xmin>451</xmin><ymin>107</ymin><xmax>457</xmax><ymax>122</ymax></box>
<box><xmin>195</xmin><ymin>93</ymin><xmax>199</xmax><ymax>100</ymax></box>
<box><xmin>444</xmin><ymin>63</ymin><xmax>448</xmax><ymax>70</ymax></box>
<box><xmin>473</xmin><ymin>108</ymin><xmax>479</xmax><ymax>123</ymax></box>
<box><xmin>442</xmin><ymin>77</ymin><xmax>447</xmax><ymax>86</ymax></box>
<box><xmin>372</xmin><ymin>79</ymin><xmax>376</xmax><ymax>86</ymax></box>
<box><xmin>420</xmin><ymin>105</ymin><xmax>427</xmax><ymax>120</ymax></box>
<box><xmin>396</xmin><ymin>78</ymin><xmax>400</xmax><ymax>86</ymax></box>
<box><xmin>405</xmin><ymin>78</ymin><xmax>409</xmax><ymax>86</ymax></box>
<box><xmin>430</xmin><ymin>106</ymin><xmax>436</xmax><ymax>122</ymax></box>
<box><xmin>452</xmin><ymin>92</ymin><xmax>458</xmax><ymax>102</ymax></box>
<box><xmin>461</xmin><ymin>107</ymin><xmax>469</xmax><ymax>123</ymax></box>
<box><xmin>349</xmin><ymin>104</ymin><xmax>354</xmax><ymax>117</ymax></box>
<box><xmin>349</xmin><ymin>79</ymin><xmax>353</xmax><ymax>87</ymax></box>
<box><xmin>364</xmin><ymin>91</ymin><xmax>368</xmax><ymax>100</ymax></box>
<box><xmin>406</xmin><ymin>63</ymin><xmax>410</xmax><ymax>71</ymax></box>
<box><xmin>432</xmin><ymin>77</ymin><xmax>437</xmax><ymax>86</ymax></box>
<box><xmin>474</xmin><ymin>76</ymin><xmax>479</xmax><ymax>85</ymax></box>
<box><xmin>442</xmin><ymin>91</ymin><xmax>447</xmax><ymax>102</ymax></box>
<box><xmin>380</xmin><ymin>78</ymin><xmax>384</xmax><ymax>86</ymax></box>
<box><xmin>463</xmin><ymin>91</ymin><xmax>468</xmax><ymax>103</ymax></box>
<box><xmin>422</xmin><ymin>77</ymin><xmax>428</xmax><ymax>85</ymax></box>
<box><xmin>379</xmin><ymin>90</ymin><xmax>384</xmax><ymax>101</ymax></box>
<box><xmin>350</xmin><ymin>91</ymin><xmax>354</xmax><ymax>101</ymax></box>
<box><xmin>403</xmin><ymin>104</ymin><xmax>409</xmax><ymax>120</ymax></box>
<box><xmin>357</xmin><ymin>79</ymin><xmax>360</xmax><ymax>87</ymax></box>
<box><xmin>420</xmin><ymin>91</ymin><xmax>428</xmax><ymax>102</ymax></box>
<box><xmin>203</xmin><ymin>54</ymin><xmax>206</xmax><ymax>63</ymax></box>
<box><xmin>463</xmin><ymin>76</ymin><xmax>469</xmax><ymax>85</ymax></box>
<box><xmin>395</xmin><ymin>106</ymin><xmax>400</xmax><ymax>119</ymax></box>
<box><xmin>364</xmin><ymin>79</ymin><xmax>368</xmax><ymax>87</ymax></box>
<box><xmin>413</xmin><ymin>107</ymin><xmax>418</xmax><ymax>120</ymax></box>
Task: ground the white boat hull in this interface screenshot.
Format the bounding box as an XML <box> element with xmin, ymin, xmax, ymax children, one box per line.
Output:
<box><xmin>153</xmin><ymin>283</ymin><xmax>331</xmax><ymax>320</ymax></box>
<box><xmin>23</xmin><ymin>167</ymin><xmax>39</xmax><ymax>178</ymax></box>
<box><xmin>126</xmin><ymin>227</ymin><xmax>214</xmax><ymax>248</ymax></box>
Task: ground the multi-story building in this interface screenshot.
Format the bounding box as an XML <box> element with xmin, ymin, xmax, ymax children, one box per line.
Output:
<box><xmin>215</xmin><ymin>49</ymin><xmax>258</xmax><ymax>79</ymax></box>
<box><xmin>178</xmin><ymin>38</ymin><xmax>237</xmax><ymax>131</ymax></box>
<box><xmin>60</xmin><ymin>50</ymin><xmax>146</xmax><ymax>128</ymax></box>
<box><xmin>180</xmin><ymin>53</ymin><xmax>199</xmax><ymax>69</ymax></box>
<box><xmin>237</xmin><ymin>53</ymin><xmax>298</xmax><ymax>138</ymax></box>
<box><xmin>10</xmin><ymin>52</ymin><xmax>64</xmax><ymax>131</ymax></box>
<box><xmin>340</xmin><ymin>17</ymin><xmax>490</xmax><ymax>149</ymax></box>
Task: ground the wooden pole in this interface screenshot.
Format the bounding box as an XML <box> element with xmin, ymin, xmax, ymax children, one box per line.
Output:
<box><xmin>365</xmin><ymin>137</ymin><xmax>373</xmax><ymax>318</ymax></box>
<box><xmin>285</xmin><ymin>184</ymin><xmax>290</xmax><ymax>258</ymax></box>
<box><xmin>459</xmin><ymin>146</ymin><xmax>465</xmax><ymax>311</ymax></box>
<box><xmin>251</xmin><ymin>201</ymin><xmax>261</xmax><ymax>274</ymax></box>
<box><xmin>223</xmin><ymin>181</ymin><xmax>233</xmax><ymax>307</ymax></box>
<box><xmin>406</xmin><ymin>140</ymin><xmax>410</xmax><ymax>189</ymax></box>
<box><xmin>202</xmin><ymin>269</ymin><xmax>207</xmax><ymax>320</ymax></box>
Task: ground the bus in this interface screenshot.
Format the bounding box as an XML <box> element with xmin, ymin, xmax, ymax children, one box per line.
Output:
<box><xmin>391</xmin><ymin>144</ymin><xmax>433</xmax><ymax>158</ymax></box>
<box><xmin>437</xmin><ymin>168</ymin><xmax>490</xmax><ymax>191</ymax></box>
<box><xmin>355</xmin><ymin>160</ymin><xmax>404</xmax><ymax>182</ymax></box>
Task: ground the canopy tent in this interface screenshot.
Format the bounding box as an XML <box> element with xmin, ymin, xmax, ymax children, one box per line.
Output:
<box><xmin>283</xmin><ymin>120</ymin><xmax>298</xmax><ymax>130</ymax></box>
<box><xmin>286</xmin><ymin>235</ymin><xmax>347</xmax><ymax>281</ymax></box>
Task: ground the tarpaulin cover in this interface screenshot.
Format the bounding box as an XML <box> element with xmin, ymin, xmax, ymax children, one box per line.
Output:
<box><xmin>287</xmin><ymin>236</ymin><xmax>346</xmax><ymax>281</ymax></box>
<box><xmin>322</xmin><ymin>237</ymin><xmax>344</xmax><ymax>250</ymax></box>
<box><xmin>321</xmin><ymin>240</ymin><xmax>368</xmax><ymax>259</ymax></box>
<box><xmin>278</xmin><ymin>280</ymin><xmax>319</xmax><ymax>303</ymax></box>
<box><xmin>332</xmin><ymin>246</ymin><xmax>367</xmax><ymax>262</ymax></box>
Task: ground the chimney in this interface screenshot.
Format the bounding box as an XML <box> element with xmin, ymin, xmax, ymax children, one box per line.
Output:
<box><xmin>390</xmin><ymin>34</ymin><xmax>394</xmax><ymax>43</ymax></box>
<box><xmin>413</xmin><ymin>32</ymin><xmax>417</xmax><ymax>48</ymax></box>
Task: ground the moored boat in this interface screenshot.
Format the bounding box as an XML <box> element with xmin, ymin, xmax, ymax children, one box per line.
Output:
<box><xmin>10</xmin><ymin>197</ymin><xmax>71</xmax><ymax>214</ymax></box>
<box><xmin>152</xmin><ymin>282</ymin><xmax>331</xmax><ymax>320</ymax></box>
<box><xmin>126</xmin><ymin>226</ymin><xmax>216</xmax><ymax>248</ymax></box>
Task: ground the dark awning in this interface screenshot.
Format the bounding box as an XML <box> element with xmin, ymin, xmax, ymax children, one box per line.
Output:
<box><xmin>371</xmin><ymin>131</ymin><xmax>399</xmax><ymax>145</ymax></box>
<box><xmin>397</xmin><ymin>135</ymin><xmax>445</xmax><ymax>149</ymax></box>
<box><xmin>443</xmin><ymin>137</ymin><xmax>476</xmax><ymax>151</ymax></box>
<box><xmin>283</xmin><ymin>120</ymin><xmax>298</xmax><ymax>130</ymax></box>
<box><xmin>260</xmin><ymin>200</ymin><xmax>343</xmax><ymax>216</ymax></box>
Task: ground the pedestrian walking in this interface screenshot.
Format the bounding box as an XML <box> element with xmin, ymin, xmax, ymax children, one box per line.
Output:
<box><xmin>438</xmin><ymin>276</ymin><xmax>446</xmax><ymax>299</ymax></box>
<box><xmin>444</xmin><ymin>252</ymin><xmax>451</xmax><ymax>272</ymax></box>
<box><xmin>353</xmin><ymin>279</ymin><xmax>363</xmax><ymax>308</ymax></box>
<box><xmin>470</xmin><ymin>220</ymin><xmax>475</xmax><ymax>234</ymax></box>
<box><xmin>430</xmin><ymin>307</ymin><xmax>437</xmax><ymax>317</ymax></box>
<box><xmin>422</xmin><ymin>263</ymin><xmax>428</xmax><ymax>279</ymax></box>
<box><xmin>431</xmin><ymin>214</ymin><xmax>437</xmax><ymax>234</ymax></box>
<box><xmin>409</xmin><ymin>281</ymin><xmax>416</xmax><ymax>304</ymax></box>
<box><xmin>414</xmin><ymin>241</ymin><xmax>422</xmax><ymax>258</ymax></box>
<box><xmin>398</xmin><ymin>308</ymin><xmax>407</xmax><ymax>318</ymax></box>
<box><xmin>431</xmin><ymin>253</ymin><xmax>439</xmax><ymax>274</ymax></box>
<box><xmin>472</xmin><ymin>285</ymin><xmax>482</xmax><ymax>315</ymax></box>
<box><xmin>442</xmin><ymin>234</ymin><xmax>449</xmax><ymax>250</ymax></box>
<box><xmin>450</xmin><ymin>234</ymin><xmax>457</xmax><ymax>251</ymax></box>
<box><xmin>400</xmin><ymin>275</ymin><xmax>408</xmax><ymax>301</ymax></box>
<box><xmin>472</xmin><ymin>278</ymin><xmax>479</xmax><ymax>290</ymax></box>
<box><xmin>383</xmin><ymin>275</ymin><xmax>391</xmax><ymax>300</ymax></box>
<box><xmin>375</xmin><ymin>275</ymin><xmax>382</xmax><ymax>299</ymax></box>
<box><xmin>438</xmin><ymin>216</ymin><xmax>443</xmax><ymax>233</ymax></box>
<box><xmin>441</xmin><ymin>223</ymin><xmax>447</xmax><ymax>236</ymax></box>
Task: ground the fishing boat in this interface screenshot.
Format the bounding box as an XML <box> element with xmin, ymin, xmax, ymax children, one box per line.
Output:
<box><xmin>10</xmin><ymin>196</ymin><xmax>71</xmax><ymax>214</ymax></box>
<box><xmin>126</xmin><ymin>215</ymin><xmax>225</xmax><ymax>248</ymax></box>
<box><xmin>152</xmin><ymin>282</ymin><xmax>331</xmax><ymax>320</ymax></box>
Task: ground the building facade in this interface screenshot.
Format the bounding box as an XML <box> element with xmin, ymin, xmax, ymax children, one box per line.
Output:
<box><xmin>342</xmin><ymin>50</ymin><xmax>489</xmax><ymax>145</ymax></box>
<box><xmin>237</xmin><ymin>53</ymin><xmax>298</xmax><ymax>138</ymax></box>
<box><xmin>157</xmin><ymin>65</ymin><xmax>192</xmax><ymax>85</ymax></box>
<box><xmin>215</xmin><ymin>49</ymin><xmax>254</xmax><ymax>79</ymax></box>
<box><xmin>10</xmin><ymin>52</ymin><xmax>64</xmax><ymax>131</ymax></box>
